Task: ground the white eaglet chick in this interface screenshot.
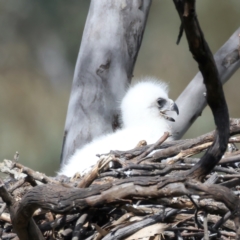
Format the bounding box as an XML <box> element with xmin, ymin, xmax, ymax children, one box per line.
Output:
<box><xmin>59</xmin><ymin>77</ymin><xmax>179</xmax><ymax>177</ymax></box>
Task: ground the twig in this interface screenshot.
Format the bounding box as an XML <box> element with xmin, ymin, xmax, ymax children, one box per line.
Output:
<box><xmin>136</xmin><ymin>132</ymin><xmax>169</xmax><ymax>162</ymax></box>
<box><xmin>13</xmin><ymin>161</ymin><xmax>59</xmax><ymax>185</ymax></box>
<box><xmin>203</xmin><ymin>212</ymin><xmax>209</xmax><ymax>240</ymax></box>
<box><xmin>72</xmin><ymin>213</ymin><xmax>88</xmax><ymax>240</ymax></box>
<box><xmin>176</xmin><ymin>23</ymin><xmax>184</xmax><ymax>44</ymax></box>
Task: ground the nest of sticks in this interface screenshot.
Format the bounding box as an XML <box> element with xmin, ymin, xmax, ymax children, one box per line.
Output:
<box><xmin>0</xmin><ymin>118</ymin><xmax>240</xmax><ymax>240</ymax></box>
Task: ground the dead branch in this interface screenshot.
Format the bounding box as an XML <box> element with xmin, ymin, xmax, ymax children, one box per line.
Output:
<box><xmin>173</xmin><ymin>0</ymin><xmax>229</xmax><ymax>180</ymax></box>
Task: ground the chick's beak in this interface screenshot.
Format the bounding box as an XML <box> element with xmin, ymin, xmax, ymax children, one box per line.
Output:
<box><xmin>170</xmin><ymin>102</ymin><xmax>179</xmax><ymax>115</ymax></box>
<box><xmin>159</xmin><ymin>100</ymin><xmax>179</xmax><ymax>122</ymax></box>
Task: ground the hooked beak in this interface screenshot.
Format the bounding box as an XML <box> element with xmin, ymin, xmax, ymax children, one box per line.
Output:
<box><xmin>160</xmin><ymin>101</ymin><xmax>179</xmax><ymax>122</ymax></box>
<box><xmin>170</xmin><ymin>102</ymin><xmax>179</xmax><ymax>115</ymax></box>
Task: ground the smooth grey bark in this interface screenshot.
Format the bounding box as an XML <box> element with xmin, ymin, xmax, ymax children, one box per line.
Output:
<box><xmin>60</xmin><ymin>0</ymin><xmax>152</xmax><ymax>165</ymax></box>
<box><xmin>170</xmin><ymin>27</ymin><xmax>240</xmax><ymax>139</ymax></box>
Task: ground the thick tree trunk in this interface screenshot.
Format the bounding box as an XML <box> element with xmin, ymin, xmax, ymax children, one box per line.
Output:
<box><xmin>60</xmin><ymin>0</ymin><xmax>152</xmax><ymax>166</ymax></box>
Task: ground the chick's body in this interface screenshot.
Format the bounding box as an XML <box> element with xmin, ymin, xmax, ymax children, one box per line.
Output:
<box><xmin>59</xmin><ymin>78</ymin><xmax>177</xmax><ymax>177</ymax></box>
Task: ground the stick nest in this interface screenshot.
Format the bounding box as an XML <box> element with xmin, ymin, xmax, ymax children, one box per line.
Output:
<box><xmin>0</xmin><ymin>119</ymin><xmax>240</xmax><ymax>239</ymax></box>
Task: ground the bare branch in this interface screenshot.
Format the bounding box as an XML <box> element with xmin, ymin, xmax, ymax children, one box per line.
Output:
<box><xmin>172</xmin><ymin>0</ymin><xmax>229</xmax><ymax>180</ymax></box>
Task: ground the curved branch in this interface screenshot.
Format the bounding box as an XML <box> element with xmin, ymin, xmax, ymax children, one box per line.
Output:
<box><xmin>173</xmin><ymin>0</ymin><xmax>229</xmax><ymax>180</ymax></box>
<box><xmin>12</xmin><ymin>180</ymin><xmax>189</xmax><ymax>240</ymax></box>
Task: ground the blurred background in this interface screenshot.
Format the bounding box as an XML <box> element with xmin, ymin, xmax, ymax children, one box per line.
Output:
<box><xmin>0</xmin><ymin>0</ymin><xmax>239</xmax><ymax>176</ymax></box>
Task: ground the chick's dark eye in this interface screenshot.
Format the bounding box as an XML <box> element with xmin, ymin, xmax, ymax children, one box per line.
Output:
<box><xmin>157</xmin><ymin>98</ymin><xmax>166</xmax><ymax>108</ymax></box>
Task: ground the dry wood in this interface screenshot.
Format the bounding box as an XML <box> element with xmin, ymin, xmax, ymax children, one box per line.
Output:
<box><xmin>0</xmin><ymin>121</ymin><xmax>239</xmax><ymax>239</ymax></box>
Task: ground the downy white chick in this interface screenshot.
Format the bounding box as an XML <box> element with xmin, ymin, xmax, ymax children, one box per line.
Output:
<box><xmin>59</xmin><ymin>77</ymin><xmax>179</xmax><ymax>177</ymax></box>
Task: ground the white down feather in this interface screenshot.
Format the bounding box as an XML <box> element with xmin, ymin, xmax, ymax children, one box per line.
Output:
<box><xmin>59</xmin><ymin>77</ymin><xmax>177</xmax><ymax>177</ymax></box>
